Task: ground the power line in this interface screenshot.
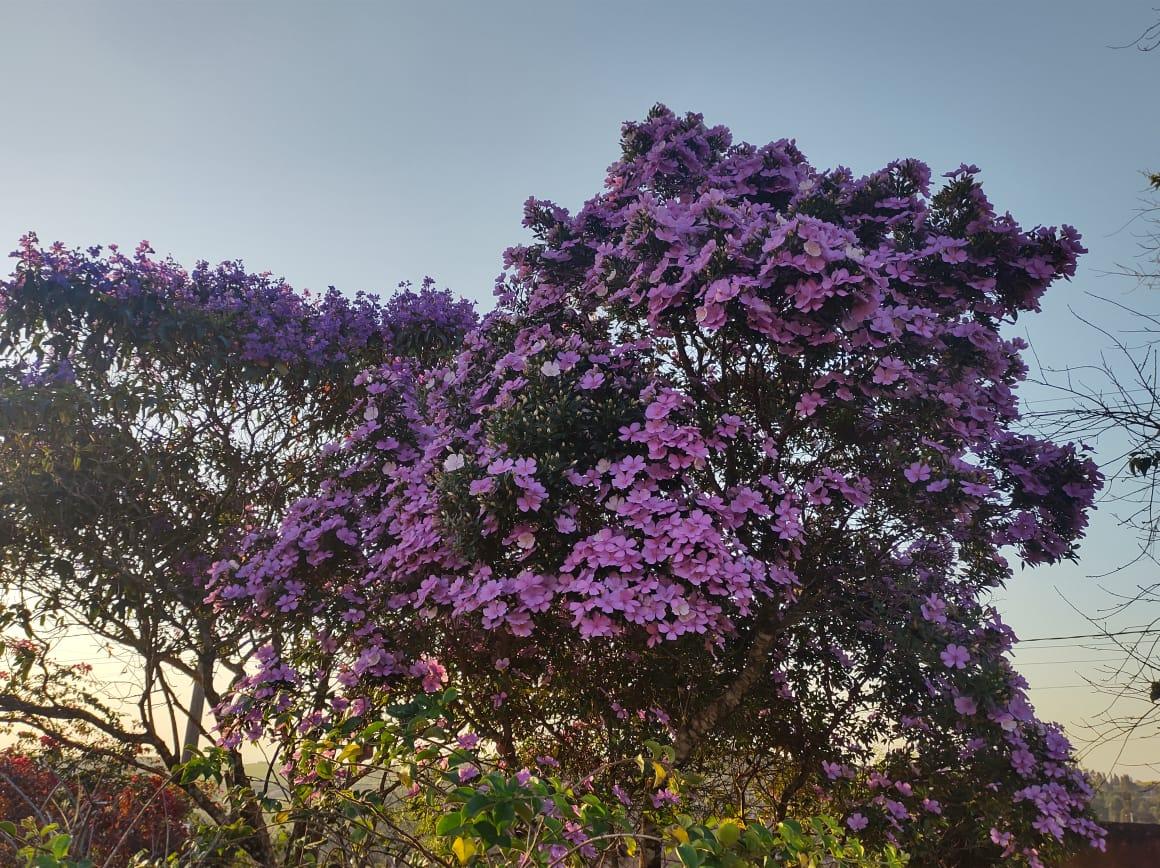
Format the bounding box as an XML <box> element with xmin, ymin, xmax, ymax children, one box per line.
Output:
<box><xmin>1020</xmin><ymin>629</ymin><xmax>1160</xmax><ymax>643</ymax></box>
<box><xmin>1014</xmin><ymin>640</ymin><xmax>1128</xmax><ymax>648</ymax></box>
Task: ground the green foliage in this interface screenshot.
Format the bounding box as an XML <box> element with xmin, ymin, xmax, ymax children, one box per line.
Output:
<box><xmin>187</xmin><ymin>687</ymin><xmax>905</xmax><ymax>866</ymax></box>
<box><xmin>0</xmin><ymin>820</ymin><xmax>91</xmax><ymax>868</ymax></box>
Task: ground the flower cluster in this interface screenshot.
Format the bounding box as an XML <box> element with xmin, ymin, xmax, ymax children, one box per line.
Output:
<box><xmin>2</xmin><ymin>234</ymin><xmax>475</xmax><ymax>377</ymax></box>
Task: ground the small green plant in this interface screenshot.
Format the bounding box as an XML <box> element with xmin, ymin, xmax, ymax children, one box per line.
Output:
<box><xmin>0</xmin><ymin>819</ymin><xmax>89</xmax><ymax>868</ymax></box>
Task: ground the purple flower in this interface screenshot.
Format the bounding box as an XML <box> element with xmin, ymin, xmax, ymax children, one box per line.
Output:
<box><xmin>940</xmin><ymin>644</ymin><xmax>971</xmax><ymax>669</ymax></box>
<box><xmin>904</xmin><ymin>462</ymin><xmax>931</xmax><ymax>484</ymax></box>
<box><xmin>920</xmin><ymin>594</ymin><xmax>947</xmax><ymax>624</ymax></box>
<box><xmin>795</xmin><ymin>392</ymin><xmax>826</xmax><ymax>417</ymax></box>
<box><xmin>954</xmin><ymin>696</ymin><xmax>978</xmax><ymax>716</ymax></box>
<box><xmin>847</xmin><ymin>813</ymin><xmax>869</xmax><ymax>831</ymax></box>
<box><xmin>577</xmin><ymin>370</ymin><xmax>605</xmax><ymax>390</ymax></box>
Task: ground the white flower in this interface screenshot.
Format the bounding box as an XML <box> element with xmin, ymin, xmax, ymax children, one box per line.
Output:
<box><xmin>803</xmin><ymin>240</ymin><xmax>823</xmax><ymax>258</ymax></box>
<box><xmin>844</xmin><ymin>243</ymin><xmax>865</xmax><ymax>262</ymax></box>
<box><xmin>363</xmin><ymin>403</ymin><xmax>379</xmax><ymax>421</ymax></box>
<box><xmin>516</xmin><ymin>532</ymin><xmax>536</xmax><ymax>549</ymax></box>
<box><xmin>443</xmin><ymin>453</ymin><xmax>466</xmax><ymax>472</ymax></box>
<box><xmin>596</xmin><ymin>458</ymin><xmax>612</xmax><ymax>473</ymax></box>
<box><xmin>540</xmin><ymin>360</ymin><xmax>561</xmax><ymax>377</ymax></box>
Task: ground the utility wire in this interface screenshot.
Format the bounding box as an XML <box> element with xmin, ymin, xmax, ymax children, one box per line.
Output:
<box><xmin>1019</xmin><ymin>629</ymin><xmax>1160</xmax><ymax>643</ymax></box>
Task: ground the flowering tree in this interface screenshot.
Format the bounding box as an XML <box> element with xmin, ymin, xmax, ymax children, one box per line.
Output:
<box><xmin>210</xmin><ymin>107</ymin><xmax>1106</xmax><ymax>865</ymax></box>
<box><xmin>0</xmin><ymin>238</ymin><xmax>474</xmax><ymax>862</ymax></box>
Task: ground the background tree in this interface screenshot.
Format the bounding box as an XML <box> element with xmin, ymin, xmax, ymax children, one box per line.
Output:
<box><xmin>214</xmin><ymin>107</ymin><xmax>1105</xmax><ymax>866</ymax></box>
<box><xmin>0</xmin><ymin>238</ymin><xmax>475</xmax><ymax>862</ymax></box>
<box><xmin>1033</xmin><ymin>164</ymin><xmax>1160</xmax><ymax>755</ymax></box>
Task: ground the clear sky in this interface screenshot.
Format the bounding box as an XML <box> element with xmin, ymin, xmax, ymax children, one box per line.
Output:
<box><xmin>3</xmin><ymin>1</ymin><xmax>1160</xmax><ymax>772</ymax></box>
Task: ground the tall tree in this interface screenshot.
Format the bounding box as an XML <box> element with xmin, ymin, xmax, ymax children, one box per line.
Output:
<box><xmin>215</xmin><ymin>107</ymin><xmax>1105</xmax><ymax>866</ymax></box>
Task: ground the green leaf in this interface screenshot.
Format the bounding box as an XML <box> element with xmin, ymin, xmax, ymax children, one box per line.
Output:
<box><xmin>464</xmin><ymin>793</ymin><xmax>490</xmax><ymax>818</ymax></box>
<box><xmin>436</xmin><ymin>811</ymin><xmax>464</xmax><ymax>837</ymax></box>
<box><xmin>50</xmin><ymin>834</ymin><xmax>71</xmax><ymax>859</ymax></box>
<box><xmin>715</xmin><ymin>820</ymin><xmax>741</xmax><ymax>848</ymax></box>
<box><xmin>676</xmin><ymin>843</ymin><xmax>702</xmax><ymax>867</ymax></box>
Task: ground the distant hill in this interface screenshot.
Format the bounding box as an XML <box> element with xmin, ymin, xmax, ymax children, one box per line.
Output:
<box><xmin>1090</xmin><ymin>772</ymin><xmax>1160</xmax><ymax>823</ymax></box>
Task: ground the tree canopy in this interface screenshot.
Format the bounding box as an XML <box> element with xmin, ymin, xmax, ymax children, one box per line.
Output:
<box><xmin>199</xmin><ymin>107</ymin><xmax>1106</xmax><ymax>865</ymax></box>
<box><xmin>0</xmin><ymin>237</ymin><xmax>474</xmax><ymax>862</ymax></box>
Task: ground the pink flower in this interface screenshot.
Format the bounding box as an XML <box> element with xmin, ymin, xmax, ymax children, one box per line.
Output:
<box><xmin>469</xmin><ymin>477</ymin><xmax>496</xmax><ymax>496</ymax></box>
<box><xmin>512</xmin><ymin>457</ymin><xmax>538</xmax><ymax>477</ymax></box>
<box><xmin>650</xmin><ymin>788</ymin><xmax>680</xmax><ymax>808</ymax></box>
<box><xmin>940</xmin><ymin>644</ymin><xmax>970</xmax><ymax>669</ymax></box>
<box><xmin>920</xmin><ymin>594</ymin><xmax>947</xmax><ymax>624</ymax></box>
<box><xmin>577</xmin><ymin>370</ymin><xmax>605</xmax><ymax>390</ymax></box>
<box><xmin>872</xmin><ymin>357</ymin><xmax>906</xmax><ymax>386</ymax></box>
<box><xmin>904</xmin><ymin>462</ymin><xmax>931</xmax><ymax>483</ymax></box>
<box><xmin>795</xmin><ymin>391</ymin><xmax>826</xmax><ymax>417</ymax></box>
<box><xmin>482</xmin><ymin>599</ymin><xmax>508</xmax><ymax>628</ymax></box>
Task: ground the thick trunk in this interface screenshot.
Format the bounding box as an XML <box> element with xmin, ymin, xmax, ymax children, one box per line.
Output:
<box><xmin>673</xmin><ymin>592</ymin><xmax>818</xmax><ymax>766</ymax></box>
<box><xmin>180</xmin><ymin>679</ymin><xmax>205</xmax><ymax>762</ymax></box>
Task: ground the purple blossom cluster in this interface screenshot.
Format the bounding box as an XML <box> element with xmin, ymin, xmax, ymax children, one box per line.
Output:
<box><xmin>209</xmin><ymin>107</ymin><xmax>1104</xmax><ymax>859</ymax></box>
<box><xmin>2</xmin><ymin>234</ymin><xmax>476</xmax><ymax>375</ymax></box>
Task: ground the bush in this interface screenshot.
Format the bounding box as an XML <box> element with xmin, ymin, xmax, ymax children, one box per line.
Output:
<box><xmin>0</xmin><ymin>747</ymin><xmax>190</xmax><ymax>867</ymax></box>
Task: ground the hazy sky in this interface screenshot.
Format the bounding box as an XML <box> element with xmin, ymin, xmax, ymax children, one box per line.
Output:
<box><xmin>3</xmin><ymin>1</ymin><xmax>1160</xmax><ymax>771</ymax></box>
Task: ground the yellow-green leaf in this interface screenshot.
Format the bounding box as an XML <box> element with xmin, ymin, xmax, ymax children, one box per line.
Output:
<box><xmin>652</xmin><ymin>760</ymin><xmax>667</xmax><ymax>789</ymax></box>
<box><xmin>716</xmin><ymin>820</ymin><xmax>742</xmax><ymax>848</ymax></box>
<box><xmin>452</xmin><ymin>836</ymin><xmax>477</xmax><ymax>864</ymax></box>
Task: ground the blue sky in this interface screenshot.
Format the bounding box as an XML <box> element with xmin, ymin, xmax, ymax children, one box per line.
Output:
<box><xmin>3</xmin><ymin>1</ymin><xmax>1159</xmax><ymax>771</ymax></box>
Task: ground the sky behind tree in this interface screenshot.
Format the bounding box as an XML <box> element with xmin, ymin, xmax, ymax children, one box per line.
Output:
<box><xmin>3</xmin><ymin>0</ymin><xmax>1159</xmax><ymax>772</ymax></box>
